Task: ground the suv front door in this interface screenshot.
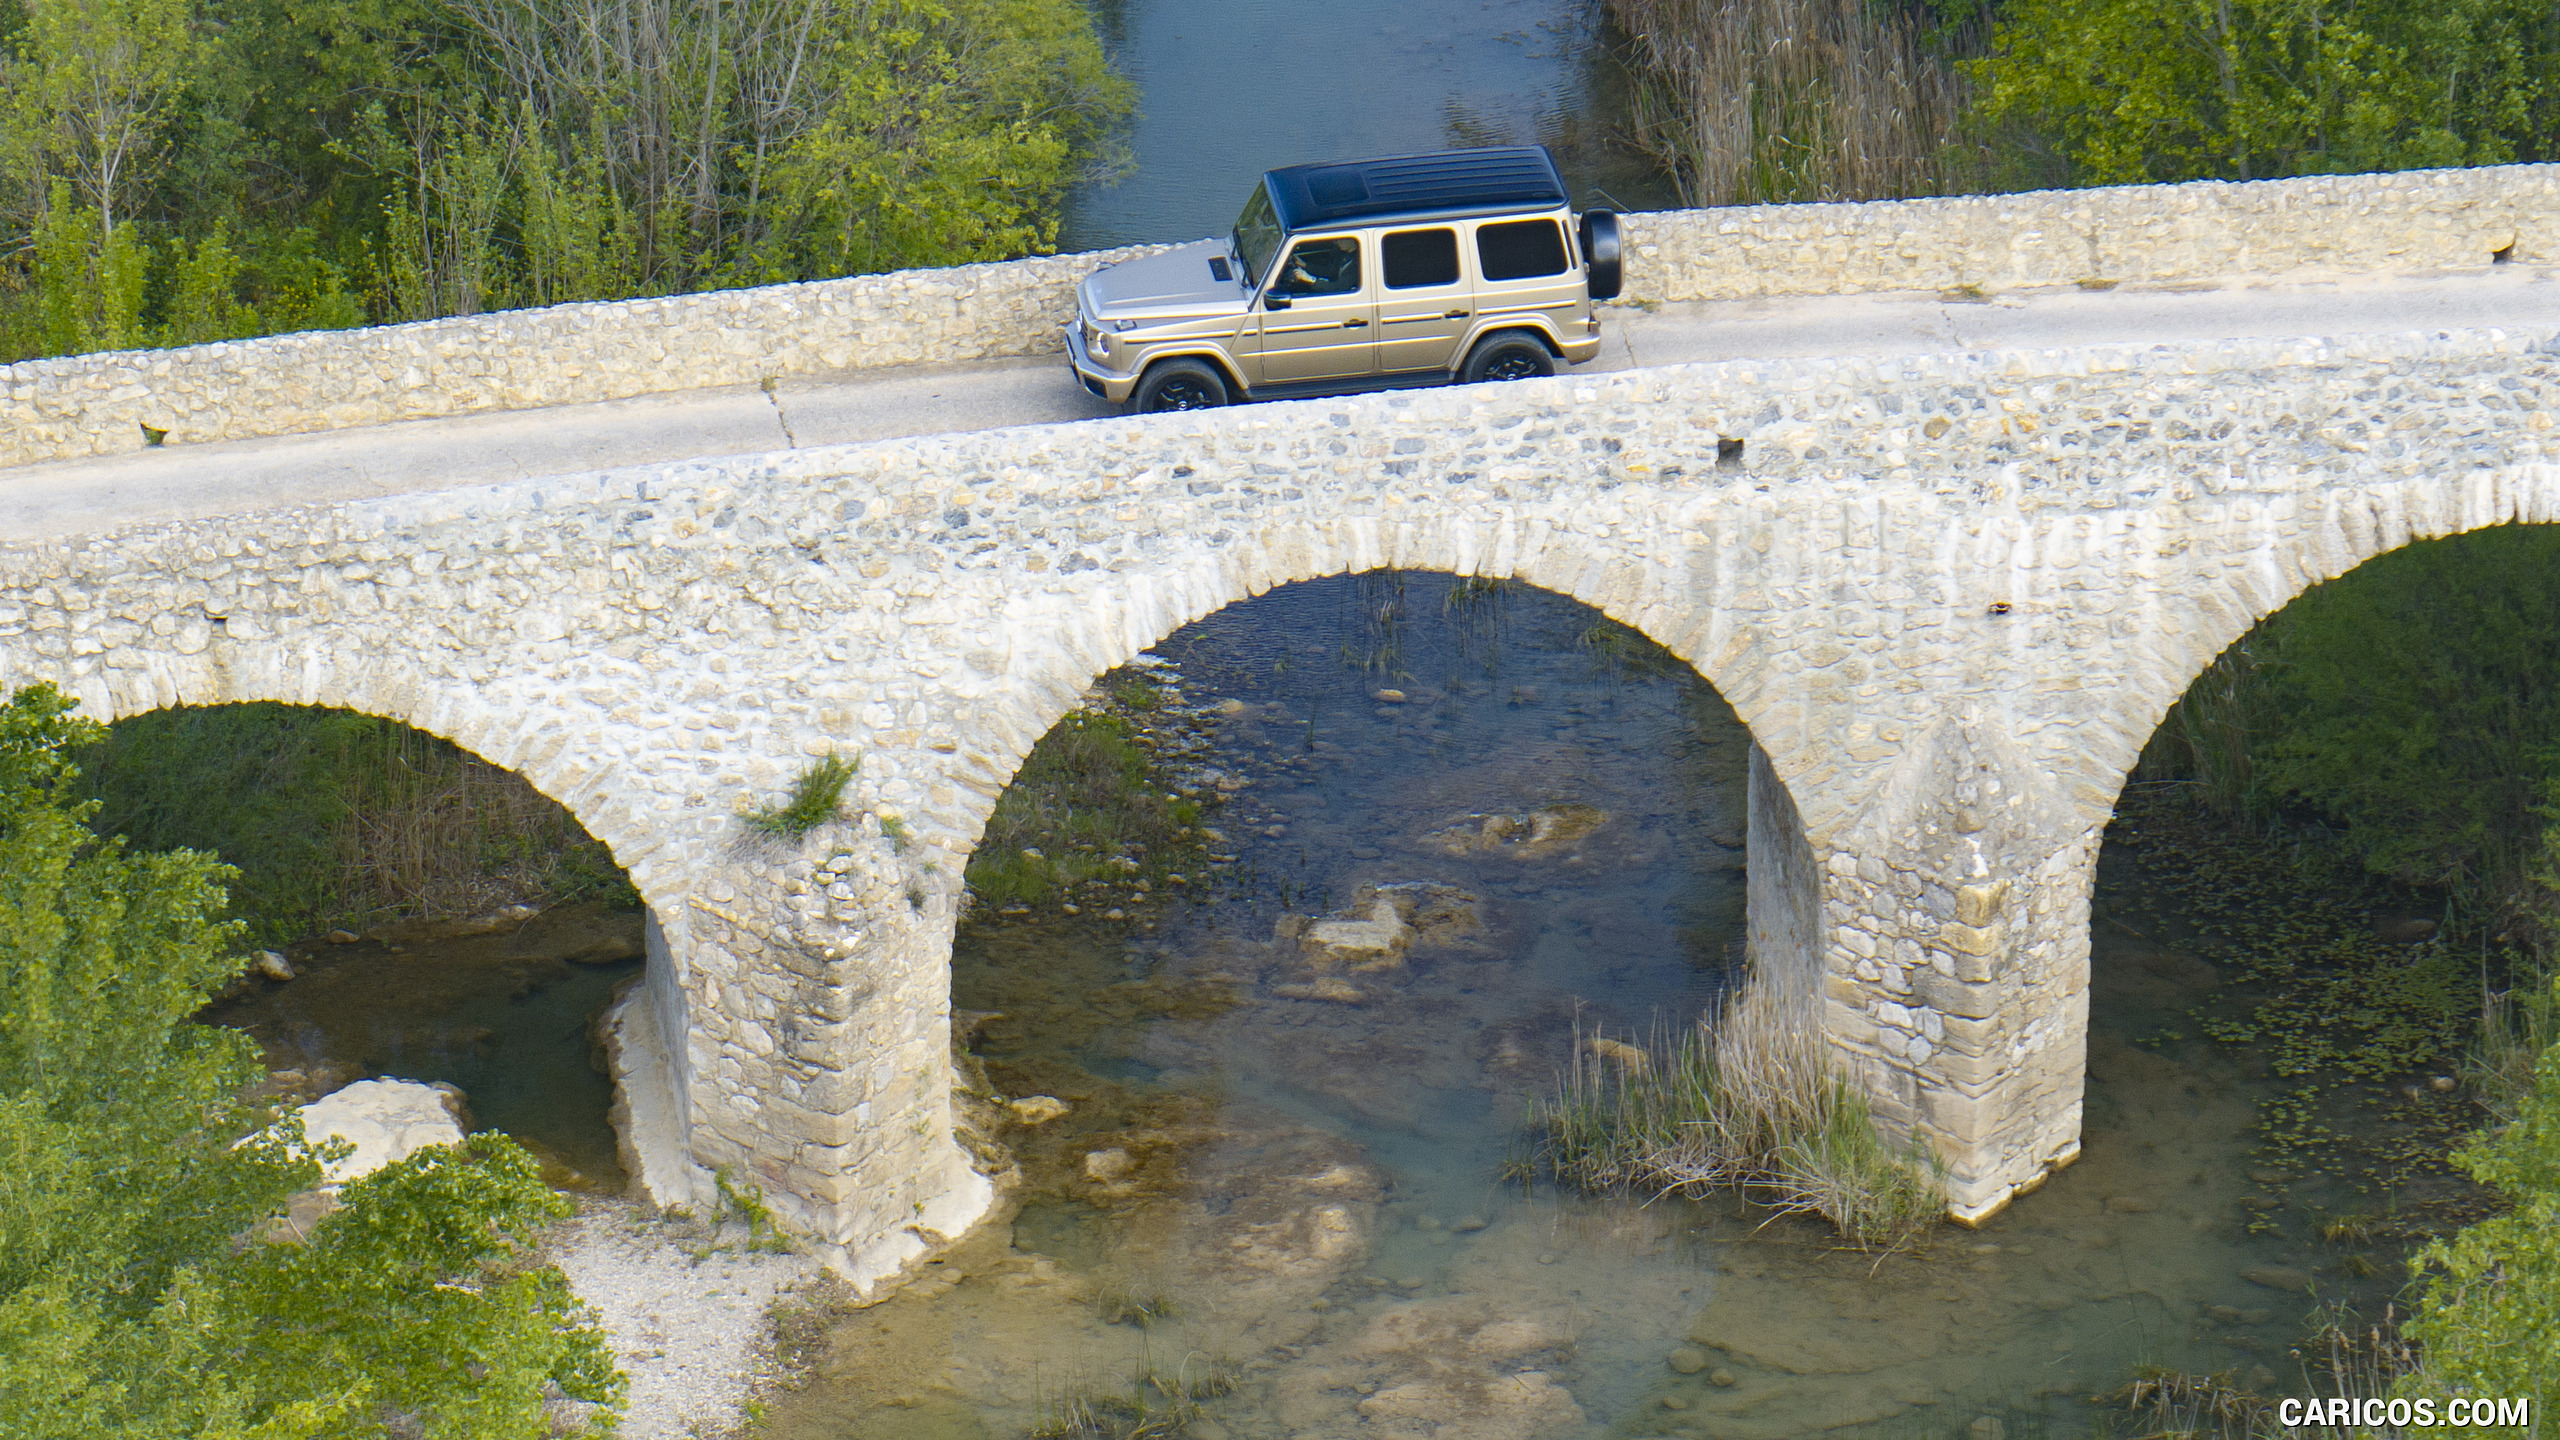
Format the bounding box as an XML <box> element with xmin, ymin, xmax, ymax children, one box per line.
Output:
<box><xmin>1256</xmin><ymin>235</ymin><xmax>1375</xmax><ymax>385</ymax></box>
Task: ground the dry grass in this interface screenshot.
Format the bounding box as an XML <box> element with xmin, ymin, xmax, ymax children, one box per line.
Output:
<box><xmin>323</xmin><ymin>723</ymin><xmax>630</xmax><ymax>923</ymax></box>
<box><xmin>1536</xmin><ymin>986</ymin><xmax>1944</xmax><ymax>1249</ymax></box>
<box><xmin>1607</xmin><ymin>0</ymin><xmax>1977</xmax><ymax>207</ymax></box>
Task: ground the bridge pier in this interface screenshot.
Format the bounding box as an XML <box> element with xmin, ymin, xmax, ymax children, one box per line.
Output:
<box><xmin>1798</xmin><ymin>717</ymin><xmax>2098</xmax><ymax>1223</ymax></box>
<box><xmin>606</xmin><ymin>829</ymin><xmax>991</xmax><ymax>1289</ymax></box>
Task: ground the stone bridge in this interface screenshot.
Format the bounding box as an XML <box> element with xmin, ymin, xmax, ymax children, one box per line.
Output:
<box><xmin>3</xmin><ymin>165</ymin><xmax>2559</xmax><ymax>1283</ymax></box>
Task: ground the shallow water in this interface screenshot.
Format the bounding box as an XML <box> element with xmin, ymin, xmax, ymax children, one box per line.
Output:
<box><xmin>750</xmin><ymin>574</ymin><xmax>2426</xmax><ymax>1440</ymax></box>
<box><xmin>203</xmin><ymin>900</ymin><xmax>643</xmax><ymax>1191</ymax></box>
<box><xmin>1059</xmin><ymin>0</ymin><xmax>1676</xmax><ymax>252</ymax></box>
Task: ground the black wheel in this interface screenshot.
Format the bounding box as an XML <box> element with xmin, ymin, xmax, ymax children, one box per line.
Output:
<box><xmin>1463</xmin><ymin>332</ymin><xmax>1556</xmax><ymax>385</ymax></box>
<box><xmin>1133</xmin><ymin>358</ymin><xmax>1230</xmax><ymax>413</ymax></box>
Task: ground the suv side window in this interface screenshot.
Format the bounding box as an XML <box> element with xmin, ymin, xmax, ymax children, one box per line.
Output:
<box><xmin>1476</xmin><ymin>220</ymin><xmax>1569</xmax><ymax>281</ymax></box>
<box><xmin>1273</xmin><ymin>237</ymin><xmax>1362</xmax><ymax>296</ymax></box>
<box><xmin>1382</xmin><ymin>228</ymin><xmax>1461</xmax><ymax>289</ymax></box>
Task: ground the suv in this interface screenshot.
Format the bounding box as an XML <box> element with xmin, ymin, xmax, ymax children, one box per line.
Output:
<box><xmin>1069</xmin><ymin>146</ymin><xmax>1621</xmax><ymax>413</ymax></box>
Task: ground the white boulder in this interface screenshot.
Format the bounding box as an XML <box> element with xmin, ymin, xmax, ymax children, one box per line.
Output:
<box><xmin>297</xmin><ymin>1078</ymin><xmax>469</xmax><ymax>1185</ymax></box>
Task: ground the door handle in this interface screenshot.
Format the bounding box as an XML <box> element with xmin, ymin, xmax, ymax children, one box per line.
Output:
<box><xmin>1342</xmin><ymin>318</ymin><xmax>1369</xmax><ymax>328</ymax></box>
<box><xmin>1445</xmin><ymin>309</ymin><xmax>1470</xmax><ymax>319</ymax></box>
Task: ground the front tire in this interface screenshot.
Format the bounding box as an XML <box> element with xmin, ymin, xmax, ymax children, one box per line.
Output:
<box><xmin>1132</xmin><ymin>358</ymin><xmax>1230</xmax><ymax>413</ymax></box>
<box><xmin>1462</xmin><ymin>332</ymin><xmax>1556</xmax><ymax>385</ymax></box>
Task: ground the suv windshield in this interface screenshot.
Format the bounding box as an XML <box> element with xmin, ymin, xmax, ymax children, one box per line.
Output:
<box><xmin>1231</xmin><ymin>184</ymin><xmax>1283</xmax><ymax>289</ymax></box>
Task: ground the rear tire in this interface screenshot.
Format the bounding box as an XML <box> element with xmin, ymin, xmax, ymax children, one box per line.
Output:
<box><xmin>1462</xmin><ymin>332</ymin><xmax>1556</xmax><ymax>385</ymax></box>
<box><xmin>1133</xmin><ymin>358</ymin><xmax>1230</xmax><ymax>413</ymax></box>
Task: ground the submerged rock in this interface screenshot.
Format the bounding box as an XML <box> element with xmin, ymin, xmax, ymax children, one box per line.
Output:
<box><xmin>1005</xmin><ymin>1095</ymin><xmax>1070</xmax><ymax>1125</ymax></box>
<box><xmin>1101</xmin><ymin>1115</ymin><xmax>1386</xmax><ymax>1354</ymax></box>
<box><xmin>564</xmin><ymin>935</ymin><xmax>643</xmax><ymax>964</ymax></box>
<box><xmin>1418</xmin><ymin>803</ymin><xmax>1608</xmax><ymax>858</ymax></box>
<box><xmin>1332</xmin><ymin>1297</ymin><xmax>1583</xmax><ymax>1440</ymax></box>
<box><xmin>2241</xmin><ymin>1265</ymin><xmax>2312</xmax><ymax>1292</ymax></box>
<box><xmin>1588</xmin><ymin>1036</ymin><xmax>1651</xmax><ymax>1075</ymax></box>
<box><xmin>1281</xmin><ymin>882</ymin><xmax>1487</xmax><ymax>974</ymax></box>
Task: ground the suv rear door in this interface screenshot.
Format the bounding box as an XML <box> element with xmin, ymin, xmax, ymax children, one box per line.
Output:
<box><xmin>1469</xmin><ymin>216</ymin><xmax>1578</xmax><ymax>347</ymax></box>
<box><xmin>1376</xmin><ymin>225</ymin><xmax>1472</xmax><ymax>373</ymax></box>
<box><xmin>1256</xmin><ymin>234</ymin><xmax>1376</xmax><ymax>384</ymax></box>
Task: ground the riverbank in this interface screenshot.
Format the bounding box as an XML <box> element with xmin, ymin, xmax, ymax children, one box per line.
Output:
<box><xmin>547</xmin><ymin>1200</ymin><xmax>820</xmax><ymax>1438</ymax></box>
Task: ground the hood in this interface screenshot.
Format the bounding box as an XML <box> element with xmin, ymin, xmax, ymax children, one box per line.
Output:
<box><xmin>1080</xmin><ymin>238</ymin><xmax>1250</xmax><ymax>321</ymax></box>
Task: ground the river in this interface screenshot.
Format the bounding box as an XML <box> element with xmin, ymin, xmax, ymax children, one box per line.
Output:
<box><xmin>1057</xmin><ymin>0</ymin><xmax>1676</xmax><ymax>252</ymax></box>
<box><xmin>738</xmin><ymin>573</ymin><xmax>2420</xmax><ymax>1440</ymax></box>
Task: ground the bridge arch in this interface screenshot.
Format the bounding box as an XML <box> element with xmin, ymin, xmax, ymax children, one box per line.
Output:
<box><xmin>943</xmin><ymin>517</ymin><xmax>1825</xmax><ymax>981</ymax></box>
<box><xmin>2085</xmin><ymin>468</ymin><xmax>2560</xmax><ymax>836</ymax></box>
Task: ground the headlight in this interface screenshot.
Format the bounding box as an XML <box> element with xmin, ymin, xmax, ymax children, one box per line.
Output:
<box><xmin>1086</xmin><ymin>324</ymin><xmax>1108</xmax><ymax>356</ymax></box>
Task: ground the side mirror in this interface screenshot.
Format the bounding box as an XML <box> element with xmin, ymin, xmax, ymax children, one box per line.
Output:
<box><xmin>1263</xmin><ymin>292</ymin><xmax>1294</xmax><ymax>311</ymax></box>
<box><xmin>1579</xmin><ymin>210</ymin><xmax>1623</xmax><ymax>302</ymax></box>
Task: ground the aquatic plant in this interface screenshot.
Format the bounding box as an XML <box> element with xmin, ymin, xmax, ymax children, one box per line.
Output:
<box><xmin>2114</xmin><ymin>788</ymin><xmax>2486</xmax><ymax>1207</ymax></box>
<box><xmin>1027</xmin><ymin>1352</ymin><xmax>1235</xmax><ymax>1439</ymax></box>
<box><xmin>1609</xmin><ymin>0</ymin><xmax>1979</xmax><ymax>210</ymax></box>
<box><xmin>741</xmin><ymin>752</ymin><xmax>858</xmax><ymax>840</ymax></box>
<box><xmin>2471</xmin><ymin>954</ymin><xmax>2560</xmax><ymax>1121</ymax></box>
<box><xmin>1534</xmin><ymin>987</ymin><xmax>1944</xmax><ymax>1250</ymax></box>
<box><xmin>1093</xmin><ymin>1280</ymin><xmax>1179</xmax><ymax>1327</ymax></box>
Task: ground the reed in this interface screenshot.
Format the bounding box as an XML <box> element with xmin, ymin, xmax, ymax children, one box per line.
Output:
<box><xmin>1536</xmin><ymin>986</ymin><xmax>1943</xmax><ymax>1250</ymax></box>
<box><xmin>1606</xmin><ymin>0</ymin><xmax>1979</xmax><ymax>207</ymax></box>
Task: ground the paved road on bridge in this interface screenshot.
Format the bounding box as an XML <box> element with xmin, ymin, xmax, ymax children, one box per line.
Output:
<box><xmin>5</xmin><ymin>264</ymin><xmax>2555</xmax><ymax>543</ymax></box>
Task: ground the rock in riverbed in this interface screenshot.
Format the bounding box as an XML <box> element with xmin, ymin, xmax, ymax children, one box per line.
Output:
<box><xmin>297</xmin><ymin>1078</ymin><xmax>470</xmax><ymax>1184</ymax></box>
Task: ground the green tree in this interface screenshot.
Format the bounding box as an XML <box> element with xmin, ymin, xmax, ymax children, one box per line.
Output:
<box><xmin>0</xmin><ymin>683</ymin><xmax>623</xmax><ymax>1437</ymax></box>
<box><xmin>1967</xmin><ymin>0</ymin><xmax>2557</xmax><ymax>183</ymax></box>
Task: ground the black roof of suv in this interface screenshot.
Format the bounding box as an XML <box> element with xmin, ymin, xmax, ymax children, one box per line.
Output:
<box><xmin>1264</xmin><ymin>146</ymin><xmax>1569</xmax><ymax>232</ymax></box>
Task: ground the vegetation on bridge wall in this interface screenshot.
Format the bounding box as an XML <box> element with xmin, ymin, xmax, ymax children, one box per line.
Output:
<box><xmin>0</xmin><ymin>0</ymin><xmax>1130</xmax><ymax>359</ymax></box>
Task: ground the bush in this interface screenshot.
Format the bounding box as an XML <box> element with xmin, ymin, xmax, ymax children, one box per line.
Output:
<box><xmin>2398</xmin><ymin>980</ymin><xmax>2560</xmax><ymax>1406</ymax></box>
<box><xmin>2142</xmin><ymin>524</ymin><xmax>2560</xmax><ymax>940</ymax></box>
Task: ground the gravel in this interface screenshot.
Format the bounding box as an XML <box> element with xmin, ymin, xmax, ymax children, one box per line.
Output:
<box><xmin>550</xmin><ymin>1199</ymin><xmax>820</xmax><ymax>1438</ymax></box>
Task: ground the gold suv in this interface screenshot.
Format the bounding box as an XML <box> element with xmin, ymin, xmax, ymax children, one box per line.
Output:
<box><xmin>1068</xmin><ymin>146</ymin><xmax>1621</xmax><ymax>412</ymax></box>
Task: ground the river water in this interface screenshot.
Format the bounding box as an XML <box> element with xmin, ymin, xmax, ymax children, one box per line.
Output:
<box><xmin>1057</xmin><ymin>0</ymin><xmax>1676</xmax><ymax>252</ymax></box>
<box><xmin>740</xmin><ymin>573</ymin><xmax>2419</xmax><ymax>1440</ymax></box>
<box><xmin>204</xmin><ymin>902</ymin><xmax>643</xmax><ymax>1193</ymax></box>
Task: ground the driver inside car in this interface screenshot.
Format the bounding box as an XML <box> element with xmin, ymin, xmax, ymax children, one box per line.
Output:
<box><xmin>1277</xmin><ymin>238</ymin><xmax>1359</xmax><ymax>295</ymax></box>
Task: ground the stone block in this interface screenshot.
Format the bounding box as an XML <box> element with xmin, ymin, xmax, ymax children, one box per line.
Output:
<box><xmin>1913</xmin><ymin>971</ymin><xmax>2001</xmax><ymax>1020</ymax></box>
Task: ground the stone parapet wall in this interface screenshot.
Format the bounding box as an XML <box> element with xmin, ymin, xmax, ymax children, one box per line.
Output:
<box><xmin>8</xmin><ymin>163</ymin><xmax>2558</xmax><ymax>470</ymax></box>
<box><xmin>0</xmin><ymin>241</ymin><xmax>1168</xmax><ymax>470</ymax></box>
<box><xmin>1625</xmin><ymin>162</ymin><xmax>2559</xmax><ymax>304</ymax></box>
